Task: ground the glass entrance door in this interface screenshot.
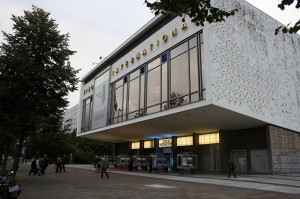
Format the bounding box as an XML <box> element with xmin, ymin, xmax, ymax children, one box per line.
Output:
<box><xmin>230</xmin><ymin>150</ymin><xmax>247</xmax><ymax>173</ymax></box>
<box><xmin>200</xmin><ymin>144</ymin><xmax>220</xmax><ymax>171</ymax></box>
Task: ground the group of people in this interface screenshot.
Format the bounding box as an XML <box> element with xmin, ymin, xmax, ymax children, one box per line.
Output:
<box><xmin>30</xmin><ymin>154</ymin><xmax>236</xmax><ymax>179</ymax></box>
<box><xmin>28</xmin><ymin>154</ymin><xmax>68</xmax><ymax>176</ymax></box>
<box><xmin>28</xmin><ymin>154</ymin><xmax>48</xmax><ymax>176</ymax></box>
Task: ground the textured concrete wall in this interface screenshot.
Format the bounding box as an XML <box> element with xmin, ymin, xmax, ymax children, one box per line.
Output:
<box><xmin>269</xmin><ymin>125</ymin><xmax>300</xmax><ymax>173</ymax></box>
<box><xmin>209</xmin><ymin>0</ymin><xmax>300</xmax><ymax>133</ymax></box>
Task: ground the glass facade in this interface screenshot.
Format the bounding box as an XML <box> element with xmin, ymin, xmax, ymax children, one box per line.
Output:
<box><xmin>110</xmin><ymin>31</ymin><xmax>204</xmax><ymax>125</ymax></box>
<box><xmin>81</xmin><ymin>31</ymin><xmax>204</xmax><ymax>131</ymax></box>
<box><xmin>81</xmin><ymin>97</ymin><xmax>92</xmax><ymax>132</ymax></box>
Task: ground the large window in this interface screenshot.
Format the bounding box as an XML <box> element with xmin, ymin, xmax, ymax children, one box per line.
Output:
<box><xmin>128</xmin><ymin>67</ymin><xmax>145</xmax><ymax>119</ymax></box>
<box><xmin>169</xmin><ymin>35</ymin><xmax>201</xmax><ymax>108</ymax></box>
<box><xmin>110</xmin><ymin>31</ymin><xmax>204</xmax><ymax>124</ymax></box>
<box><xmin>111</xmin><ymin>67</ymin><xmax>145</xmax><ymax>124</ymax></box>
<box><xmin>81</xmin><ymin>97</ymin><xmax>92</xmax><ymax>132</ymax></box>
<box><xmin>147</xmin><ymin>57</ymin><xmax>162</xmax><ymax>114</ymax></box>
<box><xmin>111</xmin><ymin>77</ymin><xmax>127</xmax><ymax>123</ymax></box>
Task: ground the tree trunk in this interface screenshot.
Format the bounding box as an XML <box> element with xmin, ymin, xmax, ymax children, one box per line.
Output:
<box><xmin>12</xmin><ymin>133</ymin><xmax>25</xmax><ymax>175</ymax></box>
<box><xmin>0</xmin><ymin>145</ymin><xmax>3</xmax><ymax>166</ymax></box>
<box><xmin>1</xmin><ymin>137</ymin><xmax>11</xmax><ymax>175</ymax></box>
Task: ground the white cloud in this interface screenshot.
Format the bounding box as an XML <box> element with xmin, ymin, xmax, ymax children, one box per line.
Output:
<box><xmin>0</xmin><ymin>0</ymin><xmax>155</xmax><ymax>108</ymax></box>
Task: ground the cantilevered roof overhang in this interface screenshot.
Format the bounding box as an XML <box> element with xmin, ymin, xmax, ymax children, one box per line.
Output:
<box><xmin>78</xmin><ymin>103</ymin><xmax>267</xmax><ymax>143</ymax></box>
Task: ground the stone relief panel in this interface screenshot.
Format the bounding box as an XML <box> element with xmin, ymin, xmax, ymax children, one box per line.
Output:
<box><xmin>209</xmin><ymin>0</ymin><xmax>300</xmax><ymax>132</ymax></box>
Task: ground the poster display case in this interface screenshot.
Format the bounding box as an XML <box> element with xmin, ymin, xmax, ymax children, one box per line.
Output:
<box><xmin>132</xmin><ymin>156</ymin><xmax>148</xmax><ymax>170</ymax></box>
<box><xmin>119</xmin><ymin>156</ymin><xmax>130</xmax><ymax>169</ymax></box>
<box><xmin>107</xmin><ymin>156</ymin><xmax>120</xmax><ymax>168</ymax></box>
<box><xmin>152</xmin><ymin>154</ymin><xmax>168</xmax><ymax>168</ymax></box>
<box><xmin>177</xmin><ymin>154</ymin><xmax>197</xmax><ymax>170</ymax></box>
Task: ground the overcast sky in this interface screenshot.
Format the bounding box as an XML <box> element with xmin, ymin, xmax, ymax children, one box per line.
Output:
<box><xmin>0</xmin><ymin>0</ymin><xmax>299</xmax><ymax>109</ymax></box>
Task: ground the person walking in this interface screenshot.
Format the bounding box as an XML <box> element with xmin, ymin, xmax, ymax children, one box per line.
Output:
<box><xmin>128</xmin><ymin>157</ymin><xmax>133</xmax><ymax>172</ymax></box>
<box><xmin>56</xmin><ymin>155</ymin><xmax>62</xmax><ymax>173</ymax></box>
<box><xmin>28</xmin><ymin>156</ymin><xmax>38</xmax><ymax>176</ymax></box>
<box><xmin>95</xmin><ymin>156</ymin><xmax>101</xmax><ymax>171</ymax></box>
<box><xmin>148</xmin><ymin>155</ymin><xmax>153</xmax><ymax>173</ymax></box>
<box><xmin>101</xmin><ymin>156</ymin><xmax>109</xmax><ymax>178</ymax></box>
<box><xmin>60</xmin><ymin>155</ymin><xmax>66</xmax><ymax>172</ymax></box>
<box><xmin>38</xmin><ymin>154</ymin><xmax>48</xmax><ymax>176</ymax></box>
<box><xmin>228</xmin><ymin>159</ymin><xmax>237</xmax><ymax>178</ymax></box>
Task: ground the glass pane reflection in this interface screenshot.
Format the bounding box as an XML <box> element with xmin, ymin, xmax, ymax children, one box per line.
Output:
<box><xmin>147</xmin><ymin>67</ymin><xmax>161</xmax><ymax>107</ymax></box>
<box><xmin>128</xmin><ymin>78</ymin><xmax>139</xmax><ymax>113</ymax></box>
<box><xmin>170</xmin><ymin>52</ymin><xmax>189</xmax><ymax>97</ymax></box>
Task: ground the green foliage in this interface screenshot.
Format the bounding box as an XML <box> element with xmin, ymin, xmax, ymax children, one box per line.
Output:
<box><xmin>145</xmin><ymin>0</ymin><xmax>300</xmax><ymax>35</ymax></box>
<box><xmin>276</xmin><ymin>0</ymin><xmax>300</xmax><ymax>34</ymax></box>
<box><xmin>0</xmin><ymin>6</ymin><xmax>79</xmax><ymax>172</ymax></box>
<box><xmin>145</xmin><ymin>0</ymin><xmax>236</xmax><ymax>26</ymax></box>
<box><xmin>25</xmin><ymin>130</ymin><xmax>113</xmax><ymax>164</ymax></box>
<box><xmin>72</xmin><ymin>148</ymin><xmax>94</xmax><ymax>164</ymax></box>
<box><xmin>0</xmin><ymin>6</ymin><xmax>79</xmax><ymax>130</ymax></box>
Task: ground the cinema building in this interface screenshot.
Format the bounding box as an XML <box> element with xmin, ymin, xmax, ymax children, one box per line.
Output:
<box><xmin>77</xmin><ymin>0</ymin><xmax>300</xmax><ymax>174</ymax></box>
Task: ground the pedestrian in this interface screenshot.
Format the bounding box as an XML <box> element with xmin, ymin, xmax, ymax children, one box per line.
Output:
<box><xmin>60</xmin><ymin>155</ymin><xmax>66</xmax><ymax>172</ymax></box>
<box><xmin>95</xmin><ymin>156</ymin><xmax>101</xmax><ymax>171</ymax></box>
<box><xmin>56</xmin><ymin>155</ymin><xmax>62</xmax><ymax>173</ymax></box>
<box><xmin>228</xmin><ymin>159</ymin><xmax>237</xmax><ymax>178</ymax></box>
<box><xmin>28</xmin><ymin>156</ymin><xmax>38</xmax><ymax>176</ymax></box>
<box><xmin>69</xmin><ymin>154</ymin><xmax>73</xmax><ymax>164</ymax></box>
<box><xmin>148</xmin><ymin>155</ymin><xmax>153</xmax><ymax>173</ymax></box>
<box><xmin>128</xmin><ymin>157</ymin><xmax>133</xmax><ymax>172</ymax></box>
<box><xmin>101</xmin><ymin>155</ymin><xmax>109</xmax><ymax>178</ymax></box>
<box><xmin>38</xmin><ymin>154</ymin><xmax>48</xmax><ymax>176</ymax></box>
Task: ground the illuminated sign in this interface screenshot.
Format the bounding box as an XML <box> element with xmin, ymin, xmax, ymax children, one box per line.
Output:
<box><xmin>159</xmin><ymin>138</ymin><xmax>172</xmax><ymax>147</ymax></box>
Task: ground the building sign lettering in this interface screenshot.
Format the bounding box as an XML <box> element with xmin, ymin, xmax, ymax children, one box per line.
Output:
<box><xmin>159</xmin><ymin>138</ymin><xmax>172</xmax><ymax>147</ymax></box>
<box><xmin>112</xmin><ymin>22</ymin><xmax>188</xmax><ymax>77</ymax></box>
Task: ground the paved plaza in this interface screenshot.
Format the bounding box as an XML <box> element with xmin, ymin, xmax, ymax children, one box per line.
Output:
<box><xmin>16</xmin><ymin>164</ymin><xmax>300</xmax><ymax>199</ymax></box>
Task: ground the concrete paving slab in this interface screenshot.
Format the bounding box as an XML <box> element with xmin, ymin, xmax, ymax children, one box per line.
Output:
<box><xmin>15</xmin><ymin>164</ymin><xmax>300</xmax><ymax>199</ymax></box>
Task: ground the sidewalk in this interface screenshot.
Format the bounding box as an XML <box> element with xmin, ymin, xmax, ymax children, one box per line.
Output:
<box><xmin>17</xmin><ymin>163</ymin><xmax>300</xmax><ymax>199</ymax></box>
<box><xmin>67</xmin><ymin>164</ymin><xmax>300</xmax><ymax>195</ymax></box>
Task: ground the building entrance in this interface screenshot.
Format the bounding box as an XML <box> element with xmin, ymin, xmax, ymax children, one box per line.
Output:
<box><xmin>230</xmin><ymin>150</ymin><xmax>247</xmax><ymax>173</ymax></box>
<box><xmin>250</xmin><ymin>149</ymin><xmax>269</xmax><ymax>173</ymax></box>
<box><xmin>200</xmin><ymin>144</ymin><xmax>220</xmax><ymax>171</ymax></box>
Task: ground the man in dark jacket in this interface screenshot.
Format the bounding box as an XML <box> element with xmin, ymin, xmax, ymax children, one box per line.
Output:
<box><xmin>28</xmin><ymin>156</ymin><xmax>38</xmax><ymax>176</ymax></box>
<box><xmin>228</xmin><ymin>159</ymin><xmax>237</xmax><ymax>178</ymax></box>
<box><xmin>101</xmin><ymin>156</ymin><xmax>109</xmax><ymax>178</ymax></box>
<box><xmin>60</xmin><ymin>155</ymin><xmax>66</xmax><ymax>172</ymax></box>
<box><xmin>38</xmin><ymin>154</ymin><xmax>48</xmax><ymax>176</ymax></box>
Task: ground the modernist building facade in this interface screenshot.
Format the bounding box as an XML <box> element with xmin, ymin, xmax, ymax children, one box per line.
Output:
<box><xmin>62</xmin><ymin>104</ymin><xmax>79</xmax><ymax>133</ymax></box>
<box><xmin>77</xmin><ymin>0</ymin><xmax>300</xmax><ymax>174</ymax></box>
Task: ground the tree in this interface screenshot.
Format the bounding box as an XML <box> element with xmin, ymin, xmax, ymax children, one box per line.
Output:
<box><xmin>25</xmin><ymin>130</ymin><xmax>113</xmax><ymax>164</ymax></box>
<box><xmin>145</xmin><ymin>0</ymin><xmax>300</xmax><ymax>34</ymax></box>
<box><xmin>145</xmin><ymin>0</ymin><xmax>236</xmax><ymax>26</ymax></box>
<box><xmin>0</xmin><ymin>6</ymin><xmax>79</xmax><ymax>173</ymax></box>
<box><xmin>276</xmin><ymin>0</ymin><xmax>300</xmax><ymax>34</ymax></box>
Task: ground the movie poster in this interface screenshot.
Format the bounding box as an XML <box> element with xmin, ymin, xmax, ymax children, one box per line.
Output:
<box><xmin>91</xmin><ymin>71</ymin><xmax>109</xmax><ymax>129</ymax></box>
